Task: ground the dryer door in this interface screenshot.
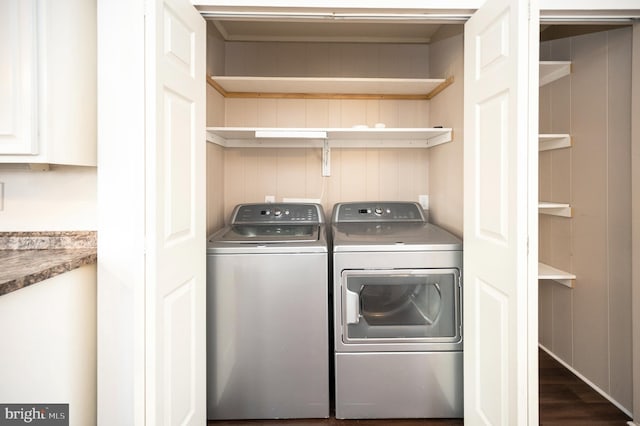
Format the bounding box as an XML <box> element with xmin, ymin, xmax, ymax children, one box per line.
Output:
<box><xmin>341</xmin><ymin>268</ymin><xmax>461</xmax><ymax>344</ymax></box>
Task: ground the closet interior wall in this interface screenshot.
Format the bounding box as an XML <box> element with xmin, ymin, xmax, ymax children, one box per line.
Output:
<box><xmin>538</xmin><ymin>27</ymin><xmax>633</xmax><ymax>413</ymax></box>
<box><xmin>205</xmin><ymin>22</ymin><xmax>464</xmax><ymax>234</ymax></box>
<box><xmin>206</xmin><ymin>21</ymin><xmax>226</xmax><ymax>235</ymax></box>
<box><xmin>426</xmin><ymin>27</ymin><xmax>464</xmax><ymax>237</ymax></box>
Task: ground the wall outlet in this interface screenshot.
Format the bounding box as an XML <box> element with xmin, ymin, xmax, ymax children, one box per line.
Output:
<box><xmin>265</xmin><ymin>195</ymin><xmax>275</xmax><ymax>203</ymax></box>
<box><xmin>418</xmin><ymin>194</ymin><xmax>429</xmax><ymax>210</ymax></box>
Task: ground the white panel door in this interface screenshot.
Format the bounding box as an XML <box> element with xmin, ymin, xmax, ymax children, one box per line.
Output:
<box><xmin>145</xmin><ymin>0</ymin><xmax>206</xmax><ymax>425</ymax></box>
<box><xmin>0</xmin><ymin>0</ymin><xmax>37</xmax><ymax>155</ymax></box>
<box><xmin>463</xmin><ymin>0</ymin><xmax>539</xmax><ymax>424</ymax></box>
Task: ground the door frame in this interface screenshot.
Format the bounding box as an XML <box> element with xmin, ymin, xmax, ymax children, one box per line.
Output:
<box><xmin>97</xmin><ymin>0</ymin><xmax>147</xmax><ymax>424</ymax></box>
<box><xmin>96</xmin><ymin>1</ymin><xmax>640</xmax><ymax>424</ymax></box>
<box><xmin>631</xmin><ymin>22</ymin><xmax>640</xmax><ymax>425</ymax></box>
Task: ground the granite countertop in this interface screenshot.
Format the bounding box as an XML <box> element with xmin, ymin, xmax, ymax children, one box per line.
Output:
<box><xmin>0</xmin><ymin>231</ymin><xmax>97</xmax><ymax>297</ymax></box>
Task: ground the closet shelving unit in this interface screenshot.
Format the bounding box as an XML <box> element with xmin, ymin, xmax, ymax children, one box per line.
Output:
<box><xmin>538</xmin><ymin>60</ymin><xmax>575</xmax><ymax>288</ymax></box>
<box><xmin>205</xmin><ymin>75</ymin><xmax>454</xmax><ymax>149</ymax></box>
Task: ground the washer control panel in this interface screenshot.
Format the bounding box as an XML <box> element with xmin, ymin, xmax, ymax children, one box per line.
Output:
<box><xmin>232</xmin><ymin>203</ymin><xmax>323</xmax><ymax>224</ymax></box>
<box><xmin>333</xmin><ymin>202</ymin><xmax>425</xmax><ymax>223</ymax></box>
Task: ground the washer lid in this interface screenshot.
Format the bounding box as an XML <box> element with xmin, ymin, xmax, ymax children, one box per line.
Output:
<box><xmin>218</xmin><ymin>224</ymin><xmax>320</xmax><ymax>243</ymax></box>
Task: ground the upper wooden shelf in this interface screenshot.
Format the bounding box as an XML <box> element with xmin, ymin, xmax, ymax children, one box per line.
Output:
<box><xmin>539</xmin><ymin>61</ymin><xmax>571</xmax><ymax>87</ymax></box>
<box><xmin>206</xmin><ymin>127</ymin><xmax>453</xmax><ymax>148</ymax></box>
<box><xmin>207</xmin><ymin>75</ymin><xmax>453</xmax><ymax>100</ymax></box>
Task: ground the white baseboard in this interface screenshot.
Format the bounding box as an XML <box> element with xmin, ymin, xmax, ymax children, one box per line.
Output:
<box><xmin>539</xmin><ymin>344</ymin><xmax>633</xmax><ymax>419</ymax></box>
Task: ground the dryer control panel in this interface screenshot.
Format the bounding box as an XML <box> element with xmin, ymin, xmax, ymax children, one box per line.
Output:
<box><xmin>332</xmin><ymin>202</ymin><xmax>426</xmax><ymax>223</ymax></box>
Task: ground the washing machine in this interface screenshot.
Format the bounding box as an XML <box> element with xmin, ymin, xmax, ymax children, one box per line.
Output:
<box><xmin>206</xmin><ymin>203</ymin><xmax>329</xmax><ymax>420</ymax></box>
<box><xmin>331</xmin><ymin>201</ymin><xmax>463</xmax><ymax>419</ymax></box>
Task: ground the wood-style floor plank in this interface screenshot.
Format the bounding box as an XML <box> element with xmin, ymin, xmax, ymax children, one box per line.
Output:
<box><xmin>538</xmin><ymin>349</ymin><xmax>631</xmax><ymax>426</ymax></box>
<box><xmin>209</xmin><ymin>349</ymin><xmax>632</xmax><ymax>425</ymax></box>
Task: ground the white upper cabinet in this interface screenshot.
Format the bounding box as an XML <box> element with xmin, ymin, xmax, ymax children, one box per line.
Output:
<box><xmin>0</xmin><ymin>0</ymin><xmax>96</xmax><ymax>166</ymax></box>
<box><xmin>0</xmin><ymin>0</ymin><xmax>38</xmax><ymax>156</ymax></box>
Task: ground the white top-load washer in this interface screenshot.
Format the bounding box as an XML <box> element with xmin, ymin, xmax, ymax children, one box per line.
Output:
<box><xmin>206</xmin><ymin>203</ymin><xmax>329</xmax><ymax>420</ymax></box>
<box><xmin>331</xmin><ymin>201</ymin><xmax>463</xmax><ymax>419</ymax></box>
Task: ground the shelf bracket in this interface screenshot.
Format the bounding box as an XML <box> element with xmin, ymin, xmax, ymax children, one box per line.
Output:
<box><xmin>322</xmin><ymin>139</ymin><xmax>331</xmax><ymax>177</ymax></box>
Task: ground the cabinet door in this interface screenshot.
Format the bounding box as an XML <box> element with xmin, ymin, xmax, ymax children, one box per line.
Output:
<box><xmin>0</xmin><ymin>0</ymin><xmax>38</xmax><ymax>155</ymax></box>
<box><xmin>463</xmin><ymin>0</ymin><xmax>539</xmax><ymax>424</ymax></box>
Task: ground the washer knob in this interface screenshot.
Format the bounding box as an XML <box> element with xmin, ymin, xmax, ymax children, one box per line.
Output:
<box><xmin>374</xmin><ymin>207</ymin><xmax>383</xmax><ymax>216</ymax></box>
<box><xmin>273</xmin><ymin>208</ymin><xmax>282</xmax><ymax>217</ymax></box>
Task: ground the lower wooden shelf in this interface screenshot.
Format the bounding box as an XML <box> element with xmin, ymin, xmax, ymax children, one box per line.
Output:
<box><xmin>538</xmin><ymin>262</ymin><xmax>575</xmax><ymax>288</ymax></box>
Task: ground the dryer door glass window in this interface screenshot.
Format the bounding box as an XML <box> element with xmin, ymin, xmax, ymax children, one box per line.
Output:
<box><xmin>342</xmin><ymin>269</ymin><xmax>461</xmax><ymax>343</ymax></box>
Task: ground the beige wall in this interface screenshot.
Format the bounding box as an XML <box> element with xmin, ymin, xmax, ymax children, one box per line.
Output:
<box><xmin>538</xmin><ymin>27</ymin><xmax>633</xmax><ymax>413</ymax></box>
<box><xmin>220</xmin><ymin>147</ymin><xmax>429</xmax><ymax>223</ymax></box>
<box><xmin>206</xmin><ymin>37</ymin><xmax>447</xmax><ymax>229</ymax></box>
<box><xmin>427</xmin><ymin>27</ymin><xmax>464</xmax><ymax>237</ymax></box>
<box><xmin>224</xmin><ymin>41</ymin><xmax>430</xmax><ymax>78</ymax></box>
<box><xmin>206</xmin><ymin>142</ymin><xmax>225</xmax><ymax>236</ymax></box>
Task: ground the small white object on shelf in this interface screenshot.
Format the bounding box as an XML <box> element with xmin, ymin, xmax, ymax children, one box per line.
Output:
<box><xmin>539</xmin><ymin>61</ymin><xmax>571</xmax><ymax>87</ymax></box>
<box><xmin>538</xmin><ymin>262</ymin><xmax>575</xmax><ymax>288</ymax></box>
<box><xmin>539</xmin><ymin>134</ymin><xmax>571</xmax><ymax>151</ymax></box>
<box><xmin>539</xmin><ymin>202</ymin><xmax>572</xmax><ymax>218</ymax></box>
<box><xmin>255</xmin><ymin>130</ymin><xmax>327</xmax><ymax>139</ymax></box>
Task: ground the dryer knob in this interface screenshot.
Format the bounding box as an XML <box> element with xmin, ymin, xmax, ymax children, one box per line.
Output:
<box><xmin>374</xmin><ymin>207</ymin><xmax>383</xmax><ymax>216</ymax></box>
<box><xmin>274</xmin><ymin>208</ymin><xmax>282</xmax><ymax>217</ymax></box>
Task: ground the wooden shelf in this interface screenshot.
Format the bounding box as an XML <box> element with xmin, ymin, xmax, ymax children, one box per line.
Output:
<box><xmin>207</xmin><ymin>75</ymin><xmax>453</xmax><ymax>100</ymax></box>
<box><xmin>539</xmin><ymin>202</ymin><xmax>572</xmax><ymax>218</ymax></box>
<box><xmin>539</xmin><ymin>262</ymin><xmax>575</xmax><ymax>288</ymax></box>
<box><xmin>539</xmin><ymin>61</ymin><xmax>571</xmax><ymax>87</ymax></box>
<box><xmin>539</xmin><ymin>134</ymin><xmax>572</xmax><ymax>151</ymax></box>
<box><xmin>206</xmin><ymin>127</ymin><xmax>453</xmax><ymax>148</ymax></box>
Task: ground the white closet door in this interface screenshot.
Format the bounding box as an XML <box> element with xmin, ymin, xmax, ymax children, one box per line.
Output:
<box><xmin>144</xmin><ymin>0</ymin><xmax>206</xmax><ymax>424</ymax></box>
<box><xmin>463</xmin><ymin>0</ymin><xmax>539</xmax><ymax>424</ymax></box>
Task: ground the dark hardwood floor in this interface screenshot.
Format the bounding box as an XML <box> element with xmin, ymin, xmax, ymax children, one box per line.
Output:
<box><xmin>538</xmin><ymin>349</ymin><xmax>631</xmax><ymax>425</ymax></box>
<box><xmin>209</xmin><ymin>349</ymin><xmax>632</xmax><ymax>425</ymax></box>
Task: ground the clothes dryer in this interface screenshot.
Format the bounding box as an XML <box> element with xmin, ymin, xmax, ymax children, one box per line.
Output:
<box><xmin>331</xmin><ymin>202</ymin><xmax>463</xmax><ymax>419</ymax></box>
